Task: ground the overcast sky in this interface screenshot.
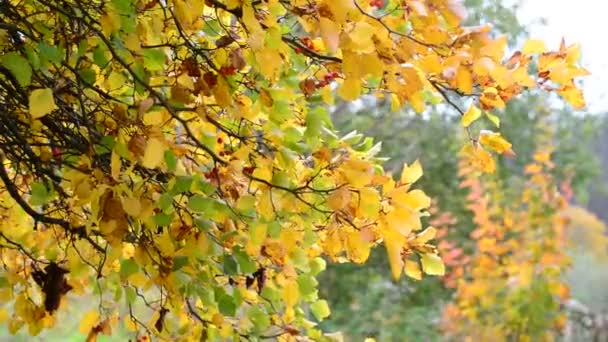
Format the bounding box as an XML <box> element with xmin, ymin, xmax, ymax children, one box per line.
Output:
<box><xmin>517</xmin><ymin>0</ymin><xmax>607</xmax><ymax>114</ymax></box>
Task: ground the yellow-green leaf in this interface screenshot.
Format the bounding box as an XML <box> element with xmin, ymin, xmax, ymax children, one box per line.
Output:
<box><xmin>486</xmin><ymin>112</ymin><xmax>500</xmax><ymax>127</ymax></box>
<box><xmin>461</xmin><ymin>104</ymin><xmax>481</xmax><ymax>127</ymax></box>
<box><xmin>310</xmin><ymin>299</ymin><xmax>331</xmax><ymax>321</ymax></box>
<box><xmin>29</xmin><ymin>88</ymin><xmax>57</xmax><ymax>119</ymax></box>
<box><xmin>420</xmin><ymin>253</ymin><xmax>445</xmax><ymax>276</ymax></box>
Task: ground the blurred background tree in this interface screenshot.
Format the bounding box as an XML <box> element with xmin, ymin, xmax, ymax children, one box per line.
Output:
<box><xmin>317</xmin><ymin>0</ymin><xmax>604</xmax><ymax>340</ymax></box>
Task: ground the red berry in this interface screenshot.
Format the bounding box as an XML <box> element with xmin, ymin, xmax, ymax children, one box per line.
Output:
<box><xmin>52</xmin><ymin>147</ymin><xmax>61</xmax><ymax>160</ymax></box>
<box><xmin>300</xmin><ymin>37</ymin><xmax>314</xmax><ymax>50</ymax></box>
<box><xmin>219</xmin><ymin>66</ymin><xmax>237</xmax><ymax>76</ymax></box>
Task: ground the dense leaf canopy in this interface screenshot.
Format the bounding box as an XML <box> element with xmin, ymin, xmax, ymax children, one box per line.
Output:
<box><xmin>0</xmin><ymin>0</ymin><xmax>588</xmax><ymax>340</ymax></box>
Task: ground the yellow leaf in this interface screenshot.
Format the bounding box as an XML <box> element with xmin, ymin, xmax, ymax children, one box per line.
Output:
<box><xmin>143</xmin><ymin>110</ymin><xmax>165</xmax><ymax>126</ymax></box>
<box><xmin>522</xmin><ymin>39</ymin><xmax>546</xmax><ymax>55</ymax></box>
<box><xmin>111</xmin><ymin>150</ymin><xmax>121</xmax><ymax>181</ymax></box>
<box><xmin>461</xmin><ymin>104</ymin><xmax>481</xmax><ymax>127</ymax></box>
<box><xmin>385</xmin><ymin>206</ymin><xmax>420</xmax><ymax>236</ymax></box>
<box><xmin>390</xmin><ymin>93</ymin><xmax>400</xmax><ymax>112</ymax></box>
<box><xmin>384</xmin><ymin>230</ymin><xmax>404</xmax><ymax>280</ymax></box>
<box><xmin>100</xmin><ymin>12</ymin><xmax>121</xmax><ymax>36</ymax></box>
<box><xmin>213</xmin><ymin>77</ymin><xmax>232</xmax><ymax>107</ymax></box>
<box><xmin>121</xmin><ymin>196</ymin><xmax>141</xmax><ymax>217</ymax></box>
<box><xmin>124</xmin><ymin>316</ymin><xmax>138</xmax><ymax>331</ymax></box>
<box><xmin>524</xmin><ymin>163</ymin><xmax>542</xmax><ymax>174</ymax></box>
<box><xmin>341</xmin><ymin>159</ymin><xmax>373</xmax><ymax>188</ymax></box>
<box><xmin>460</xmin><ymin>143</ymin><xmax>496</xmax><ymax>173</ymax></box>
<box><xmin>409</xmin><ymin>91</ymin><xmax>426</xmax><ymax>114</ymax></box>
<box><xmin>479</xmin><ymin>131</ymin><xmax>512</xmax><ymax>154</ymax></box>
<box><xmin>0</xmin><ymin>308</ymin><xmax>8</xmax><ymax>323</ymax></box>
<box><xmin>79</xmin><ymin>310</ymin><xmax>100</xmax><ymax>334</ymax></box>
<box><xmin>418</xmin><ymin>54</ymin><xmax>442</xmax><ymax>74</ymax></box>
<box><xmin>559</xmin><ymin>83</ymin><xmax>586</xmax><ymax>109</ymax></box>
<box><xmin>346</xmin><ymin>230</ymin><xmax>371</xmax><ymax>263</ymax></box>
<box><xmin>337</xmin><ymin>77</ymin><xmax>362</xmax><ymax>101</ymax></box>
<box><xmin>29</xmin><ymin>88</ymin><xmax>57</xmax><ymax>119</ymax></box>
<box><xmin>358</xmin><ymin>187</ymin><xmax>380</xmax><ymax>220</ymax></box>
<box><xmin>533</xmin><ymin>151</ymin><xmax>552</xmax><ymax>163</ymax></box>
<box><xmin>391</xmin><ymin>188</ymin><xmax>431</xmax><ymax>212</ymax></box>
<box><xmin>282</xmin><ymin>280</ymin><xmax>299</xmax><ymax>308</ymax></box>
<box><xmin>319</xmin><ymin>17</ymin><xmax>340</xmax><ymax>53</ymax></box>
<box><xmin>345</xmin><ymin>21</ymin><xmax>375</xmax><ymax>53</ymax></box>
<box><xmin>400</xmin><ymin>160</ymin><xmax>423</xmax><ymax>184</ymax></box>
<box><xmin>327</xmin><ymin>187</ymin><xmax>352</xmax><ymax>211</ymax></box>
<box><xmin>128</xmin><ymin>272</ymin><xmax>149</xmax><ymax>288</ymax></box>
<box><xmin>456</xmin><ymin>66</ymin><xmax>473</xmax><ymax>94</ymax></box>
<box><xmin>142</xmin><ymin>138</ymin><xmax>166</xmax><ymax>168</ymax></box>
<box><xmin>105</xmin><ymin>71</ymin><xmax>126</xmax><ymax>91</ymax></box>
<box><xmin>404</xmin><ymin>259</ymin><xmax>422</xmax><ymax>280</ymax></box>
<box><xmin>420</xmin><ymin>253</ymin><xmax>445</xmax><ymax>276</ymax></box>
<box><xmin>414</xmin><ymin>226</ymin><xmax>437</xmax><ymax>244</ymax></box>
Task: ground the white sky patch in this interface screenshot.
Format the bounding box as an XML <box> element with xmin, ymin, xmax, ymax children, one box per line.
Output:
<box><xmin>518</xmin><ymin>0</ymin><xmax>608</xmax><ymax>113</ymax></box>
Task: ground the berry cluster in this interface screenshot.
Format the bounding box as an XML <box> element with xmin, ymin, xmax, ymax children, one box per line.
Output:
<box><xmin>369</xmin><ymin>0</ymin><xmax>384</xmax><ymax>8</ymax></box>
<box><xmin>317</xmin><ymin>72</ymin><xmax>340</xmax><ymax>88</ymax></box>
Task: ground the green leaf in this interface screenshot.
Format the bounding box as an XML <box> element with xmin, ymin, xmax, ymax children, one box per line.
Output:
<box><xmin>2</xmin><ymin>52</ymin><xmax>32</xmax><ymax>87</ymax></box>
<box><xmin>125</xmin><ymin>286</ymin><xmax>136</xmax><ymax>305</ymax></box>
<box><xmin>310</xmin><ymin>299</ymin><xmax>331</xmax><ymax>321</ymax></box>
<box><xmin>120</xmin><ymin>259</ymin><xmax>139</xmax><ymax>279</ymax></box>
<box><xmin>270</xmin><ymin>100</ymin><xmax>291</xmax><ymax>123</ymax></box>
<box><xmin>93</xmin><ymin>45</ymin><xmax>109</xmax><ymax>68</ymax></box>
<box><xmin>218</xmin><ymin>294</ymin><xmax>236</xmax><ymax>316</ymax></box>
<box><xmin>194</xmin><ymin>217</ymin><xmax>214</xmax><ymax>231</ymax></box>
<box><xmin>188</xmin><ymin>195</ymin><xmax>213</xmax><ymax>213</ymax></box>
<box><xmin>248</xmin><ymin>306</ymin><xmax>270</xmax><ymax>332</ymax></box>
<box><xmin>132</xmin><ymin>62</ymin><xmax>149</xmax><ymax>95</ymax></box>
<box><xmin>223</xmin><ymin>255</ymin><xmax>238</xmax><ymax>276</ymax></box>
<box><xmin>153</xmin><ymin>213</ymin><xmax>173</xmax><ymax>226</ymax></box>
<box><xmin>173</xmin><ymin>176</ymin><xmax>193</xmax><ymax>194</ymax></box>
<box><xmin>38</xmin><ymin>42</ymin><xmax>63</xmax><ymax>64</ymax></box>
<box><xmin>172</xmin><ymin>256</ymin><xmax>189</xmax><ymax>272</ymax></box>
<box><xmin>78</xmin><ymin>68</ymin><xmax>97</xmax><ymax>85</ymax></box>
<box><xmin>420</xmin><ymin>253</ymin><xmax>445</xmax><ymax>276</ymax></box>
<box><xmin>297</xmin><ymin>274</ymin><xmax>318</xmax><ymax>297</ymax></box>
<box><xmin>267</xmin><ymin>221</ymin><xmax>281</xmax><ymax>238</ymax></box>
<box><xmin>0</xmin><ymin>276</ymin><xmax>9</xmax><ymax>288</ymax></box>
<box><xmin>24</xmin><ymin>46</ymin><xmax>40</xmax><ymax>70</ymax></box>
<box><xmin>233</xmin><ymin>247</ymin><xmax>256</xmax><ymax>274</ymax></box>
<box><xmin>112</xmin><ymin>0</ymin><xmax>134</xmax><ymax>14</ymax></box>
<box><xmin>142</xmin><ymin>48</ymin><xmax>166</xmax><ymax>71</ymax></box>
<box><xmin>164</xmin><ymin>150</ymin><xmax>177</xmax><ymax>172</ymax></box>
<box><xmin>158</xmin><ymin>193</ymin><xmax>174</xmax><ymax>211</ymax></box>
<box><xmin>30</xmin><ymin>182</ymin><xmax>50</xmax><ymax>206</ymax></box>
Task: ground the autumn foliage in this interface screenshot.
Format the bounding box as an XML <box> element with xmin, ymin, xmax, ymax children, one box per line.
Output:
<box><xmin>442</xmin><ymin>145</ymin><xmax>573</xmax><ymax>340</ymax></box>
<box><xmin>0</xmin><ymin>0</ymin><xmax>588</xmax><ymax>340</ymax></box>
